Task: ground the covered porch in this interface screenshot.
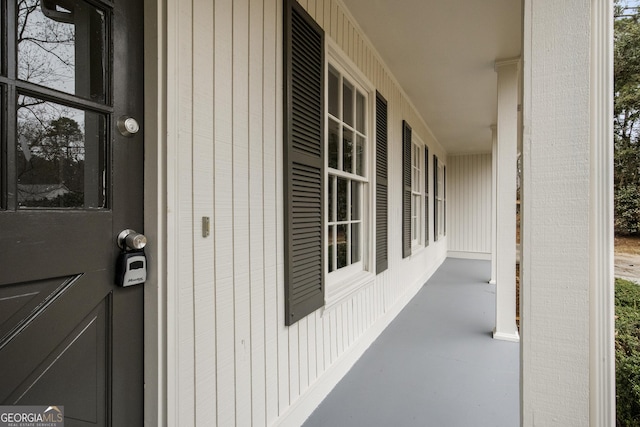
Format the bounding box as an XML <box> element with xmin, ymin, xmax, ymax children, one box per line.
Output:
<box><xmin>148</xmin><ymin>0</ymin><xmax>614</xmax><ymax>424</ymax></box>
<box><xmin>302</xmin><ymin>258</ymin><xmax>519</xmax><ymax>427</ymax></box>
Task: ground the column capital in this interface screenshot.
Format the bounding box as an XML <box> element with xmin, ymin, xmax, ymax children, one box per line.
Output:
<box><xmin>494</xmin><ymin>57</ymin><xmax>521</xmax><ymax>72</ymax></box>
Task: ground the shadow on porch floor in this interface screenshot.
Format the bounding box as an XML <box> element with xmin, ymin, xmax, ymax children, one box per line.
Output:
<box><xmin>303</xmin><ymin>258</ymin><xmax>520</xmax><ymax>427</ymax></box>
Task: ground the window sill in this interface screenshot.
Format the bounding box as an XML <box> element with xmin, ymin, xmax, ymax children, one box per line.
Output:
<box><xmin>411</xmin><ymin>243</ymin><xmax>425</xmax><ymax>254</ymax></box>
<box><xmin>323</xmin><ymin>270</ymin><xmax>376</xmax><ymax>313</ymax></box>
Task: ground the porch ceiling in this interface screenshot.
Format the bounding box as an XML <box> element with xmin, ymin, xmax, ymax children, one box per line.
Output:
<box><xmin>341</xmin><ymin>0</ymin><xmax>522</xmax><ymax>155</ymax></box>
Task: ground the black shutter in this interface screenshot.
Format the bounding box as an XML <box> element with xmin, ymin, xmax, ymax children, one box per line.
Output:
<box><xmin>402</xmin><ymin>120</ymin><xmax>412</xmax><ymax>258</ymax></box>
<box><xmin>433</xmin><ymin>155</ymin><xmax>438</xmax><ymax>242</ymax></box>
<box><xmin>283</xmin><ymin>0</ymin><xmax>324</xmax><ymax>326</ymax></box>
<box><xmin>376</xmin><ymin>92</ymin><xmax>388</xmax><ymax>274</ymax></box>
<box><xmin>424</xmin><ymin>146</ymin><xmax>429</xmax><ymax>246</ymax></box>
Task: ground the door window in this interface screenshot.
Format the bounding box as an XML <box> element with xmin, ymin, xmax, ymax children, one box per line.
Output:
<box><xmin>18</xmin><ymin>0</ymin><xmax>107</xmax><ymax>101</ymax></box>
<box><xmin>16</xmin><ymin>96</ymin><xmax>106</xmax><ymax>208</ymax></box>
<box><xmin>3</xmin><ymin>0</ymin><xmax>111</xmax><ymax>210</ymax></box>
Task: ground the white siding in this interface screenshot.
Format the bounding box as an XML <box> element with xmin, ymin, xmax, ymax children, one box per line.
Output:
<box><xmin>194</xmin><ymin>0</ymin><xmax>215</xmax><ymax>425</ymax></box>
<box><xmin>447</xmin><ymin>154</ymin><xmax>492</xmax><ymax>259</ymax></box>
<box><xmin>162</xmin><ymin>0</ymin><xmax>449</xmax><ymax>425</ymax></box>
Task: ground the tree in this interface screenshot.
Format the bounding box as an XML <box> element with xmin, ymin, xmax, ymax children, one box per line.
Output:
<box><xmin>614</xmin><ymin>0</ymin><xmax>640</xmax><ymax>235</ymax></box>
<box><xmin>17</xmin><ymin>115</ymin><xmax>85</xmax><ymax>190</ymax></box>
<box><xmin>17</xmin><ymin>0</ymin><xmax>75</xmax><ymax>91</ymax></box>
<box><xmin>41</xmin><ymin>116</ymin><xmax>84</xmax><ymax>161</ymax></box>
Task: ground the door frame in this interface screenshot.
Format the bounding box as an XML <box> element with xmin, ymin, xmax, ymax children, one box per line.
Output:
<box><xmin>142</xmin><ymin>0</ymin><xmax>165</xmax><ymax>425</ymax></box>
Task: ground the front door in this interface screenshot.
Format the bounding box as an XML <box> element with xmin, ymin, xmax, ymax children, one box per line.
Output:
<box><xmin>0</xmin><ymin>0</ymin><xmax>144</xmax><ymax>425</ymax></box>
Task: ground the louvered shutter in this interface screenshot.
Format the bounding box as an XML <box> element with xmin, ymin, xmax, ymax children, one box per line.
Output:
<box><xmin>283</xmin><ymin>0</ymin><xmax>324</xmax><ymax>326</ymax></box>
<box><xmin>434</xmin><ymin>155</ymin><xmax>439</xmax><ymax>242</ymax></box>
<box><xmin>402</xmin><ymin>120</ymin><xmax>412</xmax><ymax>258</ymax></box>
<box><xmin>376</xmin><ymin>92</ymin><xmax>388</xmax><ymax>274</ymax></box>
<box><xmin>425</xmin><ymin>146</ymin><xmax>429</xmax><ymax>246</ymax></box>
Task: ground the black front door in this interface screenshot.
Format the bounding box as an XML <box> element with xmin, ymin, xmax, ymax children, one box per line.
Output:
<box><xmin>0</xmin><ymin>0</ymin><xmax>144</xmax><ymax>425</ymax></box>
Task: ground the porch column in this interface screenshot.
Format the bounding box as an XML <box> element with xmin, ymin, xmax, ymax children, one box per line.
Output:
<box><xmin>493</xmin><ymin>58</ymin><xmax>520</xmax><ymax>342</ymax></box>
<box><xmin>522</xmin><ymin>1</ymin><xmax>614</xmax><ymax>424</ymax></box>
<box><xmin>490</xmin><ymin>125</ymin><xmax>497</xmax><ymax>285</ymax></box>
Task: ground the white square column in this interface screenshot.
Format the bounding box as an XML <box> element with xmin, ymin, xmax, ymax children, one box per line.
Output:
<box><xmin>493</xmin><ymin>58</ymin><xmax>520</xmax><ymax>342</ymax></box>
<box><xmin>521</xmin><ymin>1</ymin><xmax>614</xmax><ymax>424</ymax></box>
<box><xmin>490</xmin><ymin>125</ymin><xmax>497</xmax><ymax>285</ymax></box>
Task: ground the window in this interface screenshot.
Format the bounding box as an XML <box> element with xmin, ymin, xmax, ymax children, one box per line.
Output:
<box><xmin>424</xmin><ymin>146</ymin><xmax>429</xmax><ymax>245</ymax></box>
<box><xmin>434</xmin><ymin>155</ymin><xmax>445</xmax><ymax>240</ymax></box>
<box><xmin>326</xmin><ymin>60</ymin><xmax>370</xmax><ymax>283</ymax></box>
<box><xmin>284</xmin><ymin>0</ymin><xmax>377</xmax><ymax>323</ymax></box>
<box><xmin>404</xmin><ymin>125</ymin><xmax>429</xmax><ymax>253</ymax></box>
<box><xmin>412</xmin><ymin>139</ymin><xmax>430</xmax><ymax>249</ymax></box>
<box><xmin>442</xmin><ymin>165</ymin><xmax>446</xmax><ymax>237</ymax></box>
<box><xmin>411</xmin><ymin>142</ymin><xmax>421</xmax><ymax>246</ymax></box>
<box><xmin>8</xmin><ymin>0</ymin><xmax>110</xmax><ymax>210</ymax></box>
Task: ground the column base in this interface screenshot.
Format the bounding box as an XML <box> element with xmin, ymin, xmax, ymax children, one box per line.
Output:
<box><xmin>493</xmin><ymin>328</ymin><xmax>520</xmax><ymax>342</ymax></box>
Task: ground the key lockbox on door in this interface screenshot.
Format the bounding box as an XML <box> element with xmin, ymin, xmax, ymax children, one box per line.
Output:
<box><xmin>116</xmin><ymin>229</ymin><xmax>148</xmax><ymax>287</ymax></box>
<box><xmin>116</xmin><ymin>250</ymin><xmax>147</xmax><ymax>286</ymax></box>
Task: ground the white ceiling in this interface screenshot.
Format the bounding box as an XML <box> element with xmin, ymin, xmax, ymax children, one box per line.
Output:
<box><xmin>341</xmin><ymin>0</ymin><xmax>523</xmax><ymax>154</ymax></box>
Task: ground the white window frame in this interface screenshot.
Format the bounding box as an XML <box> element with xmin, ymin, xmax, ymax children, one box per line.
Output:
<box><xmin>411</xmin><ymin>135</ymin><xmax>427</xmax><ymax>251</ymax></box>
<box><xmin>436</xmin><ymin>161</ymin><xmax>445</xmax><ymax>239</ymax></box>
<box><xmin>324</xmin><ymin>40</ymin><xmax>375</xmax><ymax>306</ymax></box>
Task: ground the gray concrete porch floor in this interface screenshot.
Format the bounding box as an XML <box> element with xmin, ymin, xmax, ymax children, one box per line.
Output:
<box><xmin>303</xmin><ymin>258</ymin><xmax>520</xmax><ymax>427</ymax></box>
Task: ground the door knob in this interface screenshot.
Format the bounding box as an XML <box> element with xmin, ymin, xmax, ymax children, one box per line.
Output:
<box><xmin>117</xmin><ymin>229</ymin><xmax>147</xmax><ymax>250</ymax></box>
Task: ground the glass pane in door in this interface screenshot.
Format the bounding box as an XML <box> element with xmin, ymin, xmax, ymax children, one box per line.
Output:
<box><xmin>17</xmin><ymin>0</ymin><xmax>107</xmax><ymax>102</ymax></box>
<box><xmin>16</xmin><ymin>95</ymin><xmax>106</xmax><ymax>208</ymax></box>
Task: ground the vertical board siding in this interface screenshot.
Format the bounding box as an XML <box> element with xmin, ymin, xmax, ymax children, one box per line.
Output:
<box><xmin>213</xmin><ymin>0</ymin><xmax>236</xmax><ymax>425</ymax></box>
<box><xmin>275</xmin><ymin>0</ymin><xmax>290</xmax><ymax>416</ymax></box>
<box><xmin>263</xmin><ymin>0</ymin><xmax>280</xmax><ymax>423</ymax></box>
<box><xmin>233</xmin><ymin>2</ymin><xmax>252</xmax><ymax>425</ymax></box>
<box><xmin>167</xmin><ymin>0</ymin><xmax>450</xmax><ymax>425</ymax></box>
<box><xmin>192</xmin><ymin>0</ymin><xmax>215</xmax><ymax>426</ymax></box>
<box><xmin>448</xmin><ymin>154</ymin><xmax>492</xmax><ymax>256</ymax></box>
<box><xmin>249</xmin><ymin>0</ymin><xmax>267</xmax><ymax>425</ymax></box>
